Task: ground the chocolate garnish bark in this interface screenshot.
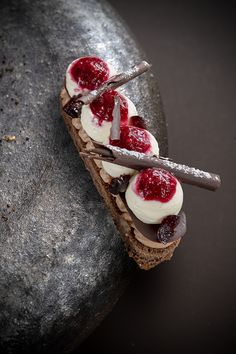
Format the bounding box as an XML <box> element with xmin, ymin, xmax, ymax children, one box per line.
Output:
<box><xmin>81</xmin><ymin>144</ymin><xmax>221</xmax><ymax>191</ymax></box>
<box><xmin>63</xmin><ymin>61</ymin><xmax>151</xmax><ymax>118</ymax></box>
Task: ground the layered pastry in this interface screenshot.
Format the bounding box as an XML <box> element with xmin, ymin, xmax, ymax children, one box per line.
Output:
<box><xmin>60</xmin><ymin>56</ymin><xmax>221</xmax><ymax>269</ymax></box>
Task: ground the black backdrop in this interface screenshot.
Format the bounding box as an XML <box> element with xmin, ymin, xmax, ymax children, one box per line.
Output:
<box><xmin>79</xmin><ymin>1</ymin><xmax>236</xmax><ymax>353</ymax></box>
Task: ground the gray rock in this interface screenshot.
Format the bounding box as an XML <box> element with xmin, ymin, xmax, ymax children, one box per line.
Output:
<box><xmin>0</xmin><ymin>0</ymin><xmax>167</xmax><ymax>352</ymax></box>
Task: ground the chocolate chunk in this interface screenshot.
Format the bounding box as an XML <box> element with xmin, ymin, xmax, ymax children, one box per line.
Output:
<box><xmin>109</xmin><ymin>175</ymin><xmax>130</xmax><ymax>195</ymax></box>
<box><xmin>63</xmin><ymin>96</ymin><xmax>82</xmax><ymax>117</ymax></box>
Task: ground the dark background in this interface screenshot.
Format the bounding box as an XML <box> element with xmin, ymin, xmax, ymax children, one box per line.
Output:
<box><xmin>79</xmin><ymin>1</ymin><xmax>236</xmax><ymax>353</ymax></box>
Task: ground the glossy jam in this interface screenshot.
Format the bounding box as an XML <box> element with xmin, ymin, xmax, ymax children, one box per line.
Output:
<box><xmin>135</xmin><ymin>168</ymin><xmax>177</xmax><ymax>202</ymax></box>
<box><xmin>69</xmin><ymin>57</ymin><xmax>109</xmax><ymax>90</ymax></box>
<box><xmin>90</xmin><ymin>90</ymin><xmax>128</xmax><ymax>126</ymax></box>
<box><xmin>110</xmin><ymin>126</ymin><xmax>151</xmax><ymax>153</ymax></box>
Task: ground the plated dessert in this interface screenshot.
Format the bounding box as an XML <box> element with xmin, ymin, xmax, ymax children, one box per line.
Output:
<box><xmin>60</xmin><ymin>56</ymin><xmax>221</xmax><ymax>270</ymax></box>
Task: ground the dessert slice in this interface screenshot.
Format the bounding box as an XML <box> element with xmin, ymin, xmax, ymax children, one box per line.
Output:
<box><xmin>61</xmin><ymin>56</ymin><xmax>182</xmax><ymax>269</ymax></box>
<box><xmin>60</xmin><ymin>56</ymin><xmax>221</xmax><ymax>270</ymax></box>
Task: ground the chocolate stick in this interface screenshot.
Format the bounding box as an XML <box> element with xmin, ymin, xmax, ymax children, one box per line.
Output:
<box><xmin>80</xmin><ymin>145</ymin><xmax>221</xmax><ymax>191</ymax></box>
<box><xmin>80</xmin><ymin>150</ymin><xmax>113</xmax><ymax>160</ymax></box>
<box><xmin>63</xmin><ymin>61</ymin><xmax>151</xmax><ymax>117</ymax></box>
<box><xmin>110</xmin><ymin>96</ymin><xmax>121</xmax><ymax>141</ymax></box>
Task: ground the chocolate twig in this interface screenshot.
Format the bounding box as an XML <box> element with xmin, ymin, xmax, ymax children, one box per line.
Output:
<box><xmin>80</xmin><ymin>151</ymin><xmax>113</xmax><ymax>161</ymax></box>
<box><xmin>80</xmin><ymin>145</ymin><xmax>221</xmax><ymax>191</ymax></box>
<box><xmin>110</xmin><ymin>96</ymin><xmax>121</xmax><ymax>141</ymax></box>
<box><xmin>63</xmin><ymin>61</ymin><xmax>151</xmax><ymax>118</ymax></box>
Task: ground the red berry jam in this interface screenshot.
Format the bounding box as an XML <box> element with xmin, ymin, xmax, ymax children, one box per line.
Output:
<box><xmin>69</xmin><ymin>57</ymin><xmax>109</xmax><ymax>91</ymax></box>
<box><xmin>135</xmin><ymin>168</ymin><xmax>177</xmax><ymax>202</ymax></box>
<box><xmin>90</xmin><ymin>90</ymin><xmax>128</xmax><ymax>126</ymax></box>
<box><xmin>110</xmin><ymin>126</ymin><xmax>151</xmax><ymax>153</ymax></box>
<box><xmin>129</xmin><ymin>115</ymin><xmax>147</xmax><ymax>130</ymax></box>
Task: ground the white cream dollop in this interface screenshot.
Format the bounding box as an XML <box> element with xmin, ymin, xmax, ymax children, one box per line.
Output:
<box><xmin>125</xmin><ymin>173</ymin><xmax>183</xmax><ymax>224</ymax></box>
<box><xmin>102</xmin><ymin>132</ymin><xmax>159</xmax><ymax>178</ymax></box>
<box><xmin>80</xmin><ymin>96</ymin><xmax>137</xmax><ymax>143</ymax></box>
<box><xmin>66</xmin><ymin>58</ymin><xmax>116</xmax><ymax>97</ymax></box>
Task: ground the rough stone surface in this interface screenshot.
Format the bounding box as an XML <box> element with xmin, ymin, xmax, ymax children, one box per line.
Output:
<box><xmin>0</xmin><ymin>0</ymin><xmax>167</xmax><ymax>352</ymax></box>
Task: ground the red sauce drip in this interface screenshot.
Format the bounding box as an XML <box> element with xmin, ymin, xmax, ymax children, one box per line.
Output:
<box><xmin>135</xmin><ymin>168</ymin><xmax>177</xmax><ymax>202</ymax></box>
<box><xmin>69</xmin><ymin>57</ymin><xmax>109</xmax><ymax>91</ymax></box>
<box><xmin>110</xmin><ymin>126</ymin><xmax>151</xmax><ymax>153</ymax></box>
<box><xmin>90</xmin><ymin>90</ymin><xmax>128</xmax><ymax>126</ymax></box>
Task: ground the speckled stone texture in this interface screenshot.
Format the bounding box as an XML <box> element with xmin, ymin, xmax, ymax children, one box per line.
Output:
<box><xmin>0</xmin><ymin>0</ymin><xmax>167</xmax><ymax>352</ymax></box>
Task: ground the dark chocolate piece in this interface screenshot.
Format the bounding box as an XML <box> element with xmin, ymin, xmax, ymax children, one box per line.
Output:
<box><xmin>63</xmin><ymin>61</ymin><xmax>151</xmax><ymax>117</ymax></box>
<box><xmin>108</xmin><ymin>175</ymin><xmax>130</xmax><ymax>195</ymax></box>
<box><xmin>63</xmin><ymin>95</ymin><xmax>83</xmax><ymax>118</ymax></box>
<box><xmin>82</xmin><ymin>144</ymin><xmax>221</xmax><ymax>191</ymax></box>
<box><xmin>110</xmin><ymin>96</ymin><xmax>121</xmax><ymax>141</ymax></box>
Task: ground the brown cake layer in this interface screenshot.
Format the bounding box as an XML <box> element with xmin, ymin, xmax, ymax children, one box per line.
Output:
<box><xmin>60</xmin><ymin>87</ymin><xmax>180</xmax><ymax>270</ymax></box>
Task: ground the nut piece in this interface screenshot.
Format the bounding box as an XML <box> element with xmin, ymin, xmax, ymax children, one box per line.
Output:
<box><xmin>100</xmin><ymin>168</ymin><xmax>111</xmax><ymax>184</ymax></box>
<box><xmin>94</xmin><ymin>159</ymin><xmax>103</xmax><ymax>168</ymax></box>
<box><xmin>79</xmin><ymin>128</ymin><xmax>90</xmax><ymax>143</ymax></box>
<box><xmin>115</xmin><ymin>195</ymin><xmax>127</xmax><ymax>213</ymax></box>
<box><xmin>72</xmin><ymin>118</ymin><xmax>81</xmax><ymax>130</ymax></box>
<box><xmin>86</xmin><ymin>141</ymin><xmax>94</xmax><ymax>150</ymax></box>
<box><xmin>122</xmin><ymin>212</ymin><xmax>132</xmax><ymax>222</ymax></box>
